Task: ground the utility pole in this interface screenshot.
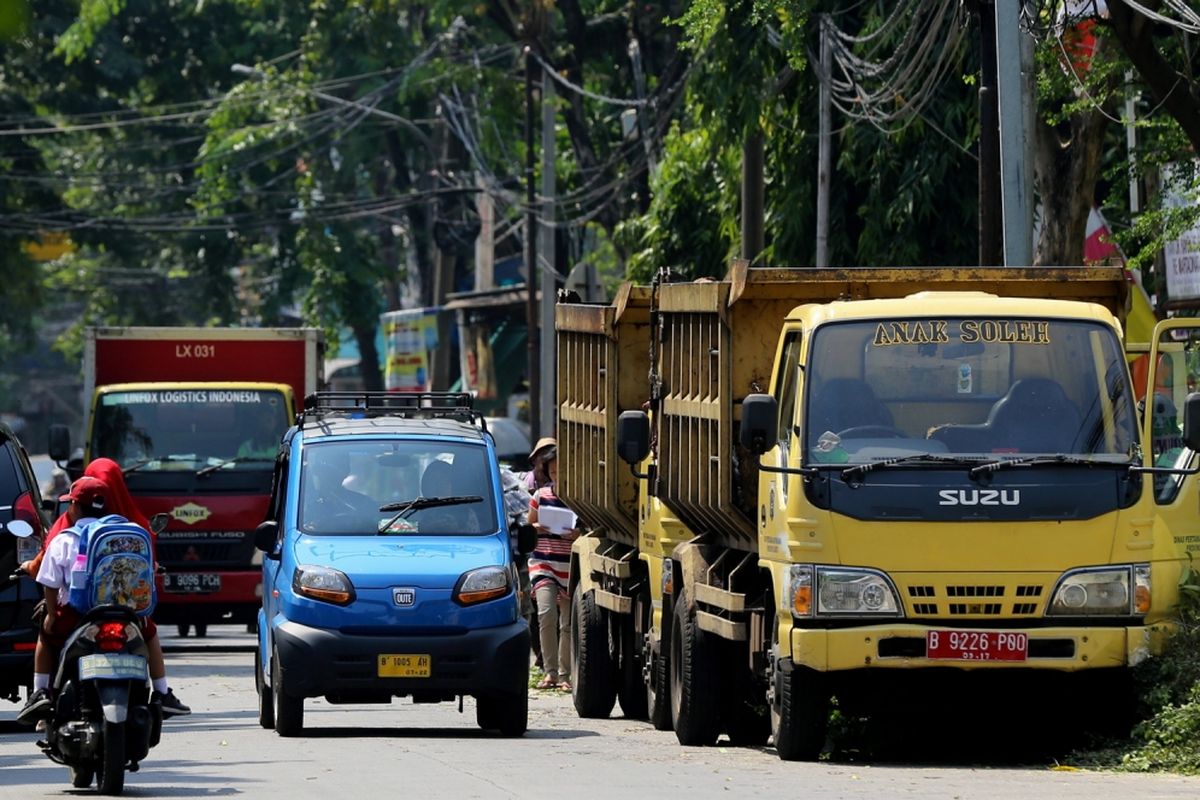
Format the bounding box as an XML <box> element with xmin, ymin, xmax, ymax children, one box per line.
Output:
<box><xmin>815</xmin><ymin>15</ymin><xmax>831</xmax><ymax>268</ymax></box>
<box><xmin>742</xmin><ymin>130</ymin><xmax>764</xmax><ymax>263</ymax></box>
<box><xmin>540</xmin><ymin>75</ymin><xmax>557</xmax><ymax>440</ymax></box>
<box><xmin>977</xmin><ymin>0</ymin><xmax>1002</xmax><ymax>266</ymax></box>
<box><xmin>994</xmin><ymin>0</ymin><xmax>1033</xmax><ymax>266</ymax></box>
<box><xmin>524</xmin><ymin>45</ymin><xmax>540</xmax><ymax>440</ymax></box>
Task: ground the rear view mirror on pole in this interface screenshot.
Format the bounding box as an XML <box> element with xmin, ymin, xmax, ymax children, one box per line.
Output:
<box><xmin>616</xmin><ymin>411</ymin><xmax>650</xmax><ymax>466</ymax></box>
<box><xmin>740</xmin><ymin>394</ymin><xmax>779</xmax><ymax>455</ymax></box>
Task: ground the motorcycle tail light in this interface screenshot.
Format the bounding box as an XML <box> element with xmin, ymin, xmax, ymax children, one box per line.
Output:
<box><xmin>96</xmin><ymin>622</ymin><xmax>127</xmax><ymax>652</ymax></box>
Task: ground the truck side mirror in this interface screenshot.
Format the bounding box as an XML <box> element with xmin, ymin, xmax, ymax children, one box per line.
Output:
<box><xmin>515</xmin><ymin>523</ymin><xmax>537</xmax><ymax>556</ymax></box>
<box><xmin>254</xmin><ymin>520</ymin><xmax>280</xmax><ymax>558</ymax></box>
<box><xmin>1183</xmin><ymin>393</ymin><xmax>1200</xmax><ymax>452</ymax></box>
<box><xmin>48</xmin><ymin>424</ymin><xmax>71</xmax><ymax>462</ymax></box>
<box><xmin>740</xmin><ymin>394</ymin><xmax>779</xmax><ymax>455</ymax></box>
<box><xmin>149</xmin><ymin>513</ymin><xmax>171</xmax><ymax>535</ymax></box>
<box><xmin>616</xmin><ymin>411</ymin><xmax>650</xmax><ymax>466</ymax></box>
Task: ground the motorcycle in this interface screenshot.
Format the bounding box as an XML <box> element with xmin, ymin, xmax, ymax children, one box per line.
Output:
<box><xmin>37</xmin><ymin>603</ymin><xmax>162</xmax><ymax>795</ymax></box>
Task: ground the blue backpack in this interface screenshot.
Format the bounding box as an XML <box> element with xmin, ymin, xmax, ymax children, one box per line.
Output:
<box><xmin>67</xmin><ymin>514</ymin><xmax>157</xmax><ymax>617</ymax></box>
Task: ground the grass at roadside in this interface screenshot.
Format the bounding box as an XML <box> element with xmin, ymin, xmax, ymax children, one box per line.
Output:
<box><xmin>1071</xmin><ymin>566</ymin><xmax>1200</xmax><ymax>774</ymax></box>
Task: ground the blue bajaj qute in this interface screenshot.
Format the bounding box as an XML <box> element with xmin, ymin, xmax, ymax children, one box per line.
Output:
<box><xmin>253</xmin><ymin>393</ymin><xmax>535</xmax><ymax>737</ymax></box>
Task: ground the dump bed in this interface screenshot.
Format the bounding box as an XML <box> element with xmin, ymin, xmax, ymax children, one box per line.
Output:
<box><xmin>654</xmin><ymin>262</ymin><xmax>1129</xmax><ymax>550</ymax></box>
<box><xmin>556</xmin><ymin>285</ymin><xmax>653</xmax><ymax>546</ymax></box>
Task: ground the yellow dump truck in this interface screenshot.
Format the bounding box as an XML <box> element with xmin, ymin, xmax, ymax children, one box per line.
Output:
<box><xmin>557</xmin><ymin>263</ymin><xmax>1200</xmax><ymax>760</ymax></box>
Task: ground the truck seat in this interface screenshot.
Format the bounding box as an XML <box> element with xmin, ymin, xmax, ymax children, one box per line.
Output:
<box><xmin>986</xmin><ymin>378</ymin><xmax>1082</xmax><ymax>453</ymax></box>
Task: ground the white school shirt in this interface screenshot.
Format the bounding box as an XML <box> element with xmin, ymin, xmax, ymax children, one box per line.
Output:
<box><xmin>35</xmin><ymin>518</ymin><xmax>97</xmax><ymax>607</ymax></box>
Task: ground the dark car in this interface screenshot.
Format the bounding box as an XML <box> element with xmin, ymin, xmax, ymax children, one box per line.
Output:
<box><xmin>0</xmin><ymin>423</ymin><xmax>48</xmax><ymax>707</ymax></box>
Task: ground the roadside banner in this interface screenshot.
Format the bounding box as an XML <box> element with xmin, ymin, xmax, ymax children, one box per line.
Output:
<box><xmin>382</xmin><ymin>308</ymin><xmax>440</xmax><ymax>392</ymax></box>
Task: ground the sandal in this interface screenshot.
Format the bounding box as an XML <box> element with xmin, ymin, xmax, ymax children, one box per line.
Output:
<box><xmin>557</xmin><ymin>680</ymin><xmax>572</xmax><ymax>692</ymax></box>
<box><xmin>536</xmin><ymin>676</ymin><xmax>558</xmax><ymax>690</ymax></box>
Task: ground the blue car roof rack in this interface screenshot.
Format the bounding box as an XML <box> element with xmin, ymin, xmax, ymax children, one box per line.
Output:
<box><xmin>299</xmin><ymin>391</ymin><xmax>486</xmax><ymax>431</ymax></box>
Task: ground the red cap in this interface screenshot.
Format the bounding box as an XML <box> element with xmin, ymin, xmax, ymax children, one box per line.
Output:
<box><xmin>60</xmin><ymin>476</ymin><xmax>110</xmax><ymax>513</ymax></box>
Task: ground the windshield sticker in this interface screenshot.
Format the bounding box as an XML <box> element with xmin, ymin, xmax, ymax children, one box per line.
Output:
<box><xmin>957</xmin><ymin>363</ymin><xmax>973</xmax><ymax>394</ymax></box>
<box><xmin>103</xmin><ymin>390</ymin><xmax>268</xmax><ymax>405</ymax></box>
<box><xmin>872</xmin><ymin>320</ymin><xmax>1051</xmax><ymax>347</ymax></box>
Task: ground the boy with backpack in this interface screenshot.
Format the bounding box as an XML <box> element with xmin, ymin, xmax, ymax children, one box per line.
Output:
<box><xmin>17</xmin><ymin>476</ymin><xmax>190</xmax><ymax>725</ymax></box>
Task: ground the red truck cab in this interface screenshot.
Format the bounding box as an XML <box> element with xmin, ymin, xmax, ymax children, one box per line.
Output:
<box><xmin>56</xmin><ymin>328</ymin><xmax>323</xmax><ymax>636</ymax></box>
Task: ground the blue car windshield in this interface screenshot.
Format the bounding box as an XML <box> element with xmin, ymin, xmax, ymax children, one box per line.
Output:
<box><xmin>298</xmin><ymin>440</ymin><xmax>499</xmax><ymax>536</ymax></box>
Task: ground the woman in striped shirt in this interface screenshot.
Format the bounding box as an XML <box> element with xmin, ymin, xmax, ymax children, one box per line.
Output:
<box><xmin>527</xmin><ymin>448</ymin><xmax>580</xmax><ymax>690</ymax></box>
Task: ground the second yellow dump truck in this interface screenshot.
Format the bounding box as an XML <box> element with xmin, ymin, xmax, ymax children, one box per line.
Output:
<box><xmin>558</xmin><ymin>263</ymin><xmax>1200</xmax><ymax>760</ymax></box>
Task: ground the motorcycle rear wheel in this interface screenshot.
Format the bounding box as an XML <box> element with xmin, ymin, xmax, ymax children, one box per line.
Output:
<box><xmin>97</xmin><ymin>720</ymin><xmax>126</xmax><ymax>795</ymax></box>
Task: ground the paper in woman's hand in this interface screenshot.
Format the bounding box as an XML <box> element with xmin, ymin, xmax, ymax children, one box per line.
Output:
<box><xmin>537</xmin><ymin>505</ymin><xmax>577</xmax><ymax>535</ymax></box>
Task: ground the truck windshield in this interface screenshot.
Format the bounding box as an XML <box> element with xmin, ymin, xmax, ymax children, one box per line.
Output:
<box><xmin>298</xmin><ymin>440</ymin><xmax>499</xmax><ymax>536</ymax></box>
<box><xmin>803</xmin><ymin>317</ymin><xmax>1137</xmax><ymax>464</ymax></box>
<box><xmin>91</xmin><ymin>389</ymin><xmax>289</xmax><ymax>472</ymax></box>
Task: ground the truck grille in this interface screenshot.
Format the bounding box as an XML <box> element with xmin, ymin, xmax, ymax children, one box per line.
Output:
<box><xmin>157</xmin><ymin>532</ymin><xmax>254</xmax><ymax>568</ymax></box>
<box><xmin>903</xmin><ymin>579</ymin><xmax>1051</xmax><ymax>618</ymax></box>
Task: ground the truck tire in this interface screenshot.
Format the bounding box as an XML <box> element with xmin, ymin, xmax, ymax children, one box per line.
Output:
<box><xmin>194</xmin><ymin>623</ymin><xmax>208</xmax><ymax>638</ymax></box>
<box><xmin>646</xmin><ymin>636</ymin><xmax>672</xmax><ymax>731</ymax></box>
<box><xmin>177</xmin><ymin>624</ymin><xmax>190</xmax><ymax>638</ymax></box>
<box><xmin>646</xmin><ymin>595</ymin><xmax>672</xmax><ymax>731</ymax></box>
<box><xmin>272</xmin><ymin>652</ymin><xmax>304</xmax><ymax>737</ymax></box>
<box><xmin>97</xmin><ymin>720</ymin><xmax>126</xmax><ymax>795</ymax></box>
<box><xmin>476</xmin><ymin>690</ymin><xmax>528</xmax><ymax>737</ymax></box>
<box><xmin>255</xmin><ymin>648</ymin><xmax>274</xmax><ymax>729</ymax></box>
<box><xmin>617</xmin><ymin>610</ymin><xmax>648</xmax><ymax>720</ymax></box>
<box><xmin>670</xmin><ymin>589</ymin><xmax>720</xmax><ymax>746</ymax></box>
<box><xmin>571</xmin><ymin>586</ymin><xmax>617</xmax><ymax>718</ymax></box>
<box><xmin>771</xmin><ymin>658</ymin><xmax>829</xmax><ymax>761</ymax></box>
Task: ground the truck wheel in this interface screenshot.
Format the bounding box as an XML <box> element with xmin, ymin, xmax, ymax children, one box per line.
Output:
<box><xmin>177</xmin><ymin>624</ymin><xmax>190</xmax><ymax>638</ymax></box>
<box><xmin>272</xmin><ymin>653</ymin><xmax>304</xmax><ymax>737</ymax></box>
<box><xmin>571</xmin><ymin>586</ymin><xmax>617</xmax><ymax>718</ymax></box>
<box><xmin>722</xmin><ymin>641</ymin><xmax>769</xmax><ymax>746</ymax></box>
<box><xmin>670</xmin><ymin>588</ymin><xmax>719</xmax><ymax>746</ymax></box>
<box><xmin>646</xmin><ymin>634</ymin><xmax>672</xmax><ymax>731</ymax></box>
<box><xmin>255</xmin><ymin>648</ymin><xmax>274</xmax><ymax>729</ymax></box>
<box><xmin>194</xmin><ymin>624</ymin><xmax>208</xmax><ymax>638</ymax></box>
<box><xmin>97</xmin><ymin>720</ymin><xmax>126</xmax><ymax>795</ymax></box>
<box><xmin>476</xmin><ymin>691</ymin><xmax>528</xmax><ymax>737</ymax></box>
<box><xmin>617</xmin><ymin>611</ymin><xmax>648</xmax><ymax>720</ymax></box>
<box><xmin>771</xmin><ymin>657</ymin><xmax>829</xmax><ymax>761</ymax></box>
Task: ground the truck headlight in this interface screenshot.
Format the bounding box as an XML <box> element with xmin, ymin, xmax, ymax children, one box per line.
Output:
<box><xmin>1047</xmin><ymin>565</ymin><xmax>1145</xmax><ymax>616</ymax></box>
<box><xmin>786</xmin><ymin>565</ymin><xmax>902</xmax><ymax>617</ymax></box>
<box><xmin>293</xmin><ymin>565</ymin><xmax>355</xmax><ymax>605</ymax></box>
<box><xmin>787</xmin><ymin>565</ymin><xmax>813</xmax><ymax>618</ymax></box>
<box><xmin>816</xmin><ymin>567</ymin><xmax>902</xmax><ymax>616</ymax></box>
<box><xmin>453</xmin><ymin>566</ymin><xmax>510</xmax><ymax>606</ymax></box>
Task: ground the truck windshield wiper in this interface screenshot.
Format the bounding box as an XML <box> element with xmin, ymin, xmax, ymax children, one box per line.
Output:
<box><xmin>840</xmin><ymin>453</ymin><xmax>984</xmax><ymax>482</ymax></box>
<box><xmin>123</xmin><ymin>455</ymin><xmax>199</xmax><ymax>474</ymax></box>
<box><xmin>968</xmin><ymin>454</ymin><xmax>1123</xmax><ymax>478</ymax></box>
<box><xmin>196</xmin><ymin>456</ymin><xmax>276</xmax><ymax>478</ymax></box>
<box><xmin>376</xmin><ymin>495</ymin><xmax>482</xmax><ymax>535</ymax></box>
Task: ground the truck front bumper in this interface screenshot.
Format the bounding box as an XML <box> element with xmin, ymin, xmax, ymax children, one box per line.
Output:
<box><xmin>273</xmin><ymin>618</ymin><xmax>530</xmax><ymax>699</ymax></box>
<box><xmin>790</xmin><ymin>622</ymin><xmax>1171</xmax><ymax>672</ymax></box>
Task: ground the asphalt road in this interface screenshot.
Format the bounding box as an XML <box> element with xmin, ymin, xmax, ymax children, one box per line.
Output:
<box><xmin>2</xmin><ymin>627</ymin><xmax>1199</xmax><ymax>799</ymax></box>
